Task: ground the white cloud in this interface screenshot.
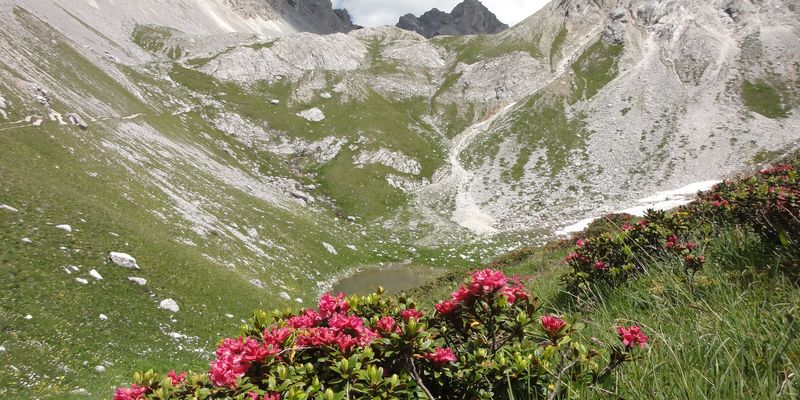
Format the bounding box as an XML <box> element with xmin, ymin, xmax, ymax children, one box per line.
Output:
<box><xmin>333</xmin><ymin>0</ymin><xmax>550</xmax><ymax>28</ymax></box>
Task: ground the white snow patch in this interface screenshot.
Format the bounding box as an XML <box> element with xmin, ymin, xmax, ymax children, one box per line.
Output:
<box><xmin>159</xmin><ymin>299</ymin><xmax>180</xmax><ymax>313</ymax></box>
<box><xmin>21</xmin><ymin>238</ymin><xmax>32</xmax><ymax>244</ymax></box>
<box><xmin>75</xmin><ymin>278</ymin><xmax>89</xmax><ymax>284</ymax></box>
<box><xmin>24</xmin><ymin>315</ymin><xmax>32</xmax><ymax>320</ymax></box>
<box><xmin>556</xmin><ymin>180</ymin><xmax>722</xmax><ymax>236</ymax></box>
<box><xmin>99</xmin><ymin>314</ymin><xmax>108</xmax><ymax>321</ymax></box>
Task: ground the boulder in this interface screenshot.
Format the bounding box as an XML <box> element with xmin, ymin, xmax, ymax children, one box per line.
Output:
<box><xmin>291</xmin><ymin>190</ymin><xmax>315</xmax><ymax>204</ymax></box>
<box><xmin>66</xmin><ymin>113</ymin><xmax>88</xmax><ymax>130</ymax></box>
<box><xmin>109</xmin><ymin>252</ymin><xmax>139</xmax><ymax>269</ymax></box>
<box><xmin>297</xmin><ymin>107</ymin><xmax>325</xmax><ymax>122</ymax></box>
<box><xmin>127</xmin><ymin>277</ymin><xmax>147</xmax><ymax>285</ymax></box>
<box><xmin>603</xmin><ymin>21</ymin><xmax>627</xmax><ymax>44</ymax></box>
<box><xmin>322</xmin><ymin>242</ymin><xmax>338</xmax><ymax>255</ymax></box>
<box><xmin>610</xmin><ymin>7</ymin><xmax>628</xmax><ymax>21</ymax></box>
<box><xmin>55</xmin><ymin>224</ymin><xmax>72</xmax><ymax>233</ymax></box>
<box><xmin>89</xmin><ymin>269</ymin><xmax>103</xmax><ymax>280</ymax></box>
<box><xmin>159</xmin><ymin>299</ymin><xmax>180</xmax><ymax>313</ymax></box>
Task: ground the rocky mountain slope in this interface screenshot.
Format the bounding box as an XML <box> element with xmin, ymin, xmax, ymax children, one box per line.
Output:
<box><xmin>396</xmin><ymin>0</ymin><xmax>509</xmax><ymax>38</ymax></box>
<box><xmin>0</xmin><ymin>0</ymin><xmax>798</xmax><ymax>397</ymax></box>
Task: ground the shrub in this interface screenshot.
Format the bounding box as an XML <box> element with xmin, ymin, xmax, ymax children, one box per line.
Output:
<box><xmin>572</xmin><ymin>212</ymin><xmax>639</xmax><ymax>240</ymax></box>
<box><xmin>116</xmin><ymin>270</ymin><xmax>648</xmax><ymax>399</ymax></box>
<box><xmin>562</xmin><ymin>157</ymin><xmax>799</xmax><ymax>293</ymax></box>
<box><xmin>689</xmin><ymin>162</ymin><xmax>799</xmax><ymax>260</ymax></box>
<box><xmin>562</xmin><ymin>212</ymin><xmax>705</xmax><ymax>292</ymax></box>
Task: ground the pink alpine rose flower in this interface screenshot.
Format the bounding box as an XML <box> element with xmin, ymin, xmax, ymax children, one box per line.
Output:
<box><xmin>376</xmin><ymin>316</ymin><xmax>397</xmax><ymax>333</ymax></box>
<box><xmin>616</xmin><ymin>325</ymin><xmax>649</xmax><ymax>349</ymax></box>
<box><xmin>450</xmin><ymin>286</ymin><xmax>472</xmax><ymax>303</ymax></box>
<box><xmin>500</xmin><ymin>283</ymin><xmax>529</xmax><ymax>304</ymax></box>
<box><xmin>401</xmin><ymin>308</ymin><xmax>424</xmax><ymax>321</ymax></box>
<box><xmin>263</xmin><ymin>326</ymin><xmax>293</xmax><ymax>348</ymax></box>
<box><xmin>468</xmin><ymin>269</ymin><xmax>507</xmax><ymax>295</ymax></box>
<box><xmin>167</xmin><ymin>370</ymin><xmax>186</xmax><ymax>385</ymax></box>
<box><xmin>286</xmin><ymin>308</ymin><xmax>321</xmax><ymax>329</ymax></box>
<box><xmin>593</xmin><ymin>261</ymin><xmax>607</xmax><ymax>271</ymax></box>
<box><xmin>541</xmin><ymin>315</ymin><xmax>566</xmax><ymax>336</ymax></box>
<box><xmin>318</xmin><ymin>293</ymin><xmax>349</xmax><ymax>318</ymax></box>
<box><xmin>114</xmin><ymin>384</ymin><xmax>147</xmax><ymax>400</ymax></box>
<box><xmin>424</xmin><ymin>347</ymin><xmax>456</xmax><ymax>366</ymax></box>
<box><xmin>434</xmin><ymin>300</ymin><xmax>459</xmax><ymax>315</ymax></box>
<box><xmin>209</xmin><ymin>358</ymin><xmax>245</xmax><ymax>388</ymax></box>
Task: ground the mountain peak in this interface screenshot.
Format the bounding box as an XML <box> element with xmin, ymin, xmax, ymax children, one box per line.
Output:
<box><xmin>396</xmin><ymin>0</ymin><xmax>508</xmax><ymax>38</ymax></box>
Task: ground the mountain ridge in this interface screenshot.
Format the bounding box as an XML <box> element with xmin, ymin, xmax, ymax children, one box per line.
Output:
<box><xmin>396</xmin><ymin>0</ymin><xmax>509</xmax><ymax>38</ymax></box>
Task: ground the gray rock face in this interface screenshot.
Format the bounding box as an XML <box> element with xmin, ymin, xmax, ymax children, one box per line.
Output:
<box><xmin>396</xmin><ymin>0</ymin><xmax>508</xmax><ymax>38</ymax></box>
<box><xmin>265</xmin><ymin>0</ymin><xmax>360</xmax><ymax>34</ymax></box>
<box><xmin>354</xmin><ymin>148</ymin><xmax>422</xmax><ymax>175</ymax></box>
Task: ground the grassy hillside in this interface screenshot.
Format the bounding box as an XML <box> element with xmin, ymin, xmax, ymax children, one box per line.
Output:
<box><xmin>409</xmin><ymin>159</ymin><xmax>800</xmax><ymax>398</ymax></box>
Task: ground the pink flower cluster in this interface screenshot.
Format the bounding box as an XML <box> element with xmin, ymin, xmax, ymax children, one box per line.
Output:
<box><xmin>664</xmin><ymin>235</ymin><xmax>697</xmax><ymax>252</ymax></box>
<box><xmin>540</xmin><ymin>315</ymin><xmax>566</xmax><ymax>337</ymax></box>
<box><xmin>295</xmin><ymin>313</ymin><xmax>378</xmax><ymax>352</ymax></box>
<box><xmin>209</xmin><ymin>293</ymin><xmax>381</xmax><ymax>388</ymax></box>
<box><xmin>376</xmin><ymin>316</ymin><xmax>398</xmax><ymax>333</ymax></box>
<box><xmin>401</xmin><ymin>308</ymin><xmax>424</xmax><ymax>321</ymax></box>
<box><xmin>760</xmin><ymin>164</ymin><xmax>793</xmax><ymax>176</ymax></box>
<box><xmin>113</xmin><ymin>384</ymin><xmax>147</xmax><ymax>400</ymax></box>
<box><xmin>435</xmin><ymin>269</ymin><xmax>531</xmax><ymax>316</ymax></box>
<box><xmin>424</xmin><ymin>347</ymin><xmax>456</xmax><ymax>366</ymax></box>
<box><xmin>167</xmin><ymin>370</ymin><xmax>186</xmax><ymax>385</ymax></box>
<box><xmin>210</xmin><ymin>337</ymin><xmax>280</xmax><ymax>388</ymax></box>
<box><xmin>616</xmin><ymin>325</ymin><xmax>648</xmax><ymax>349</ymax></box>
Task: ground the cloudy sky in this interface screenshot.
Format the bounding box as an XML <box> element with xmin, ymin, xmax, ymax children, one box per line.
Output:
<box><xmin>332</xmin><ymin>0</ymin><xmax>551</xmax><ymax>28</ymax></box>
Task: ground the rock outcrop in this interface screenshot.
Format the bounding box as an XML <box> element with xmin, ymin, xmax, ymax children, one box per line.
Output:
<box><xmin>396</xmin><ymin>0</ymin><xmax>508</xmax><ymax>38</ymax></box>
<box><xmin>265</xmin><ymin>0</ymin><xmax>361</xmax><ymax>34</ymax></box>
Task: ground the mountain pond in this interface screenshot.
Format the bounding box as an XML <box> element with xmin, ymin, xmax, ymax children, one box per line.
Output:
<box><xmin>331</xmin><ymin>262</ymin><xmax>446</xmax><ymax>296</ymax></box>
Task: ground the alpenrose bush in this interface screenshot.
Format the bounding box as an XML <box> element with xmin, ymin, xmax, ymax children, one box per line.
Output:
<box><xmin>689</xmin><ymin>160</ymin><xmax>799</xmax><ymax>260</ymax></box>
<box><xmin>116</xmin><ymin>269</ymin><xmax>648</xmax><ymax>400</ymax></box>
<box><xmin>562</xmin><ymin>157</ymin><xmax>800</xmax><ymax>292</ymax></box>
<box><xmin>562</xmin><ymin>210</ymin><xmax>706</xmax><ymax>292</ymax></box>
